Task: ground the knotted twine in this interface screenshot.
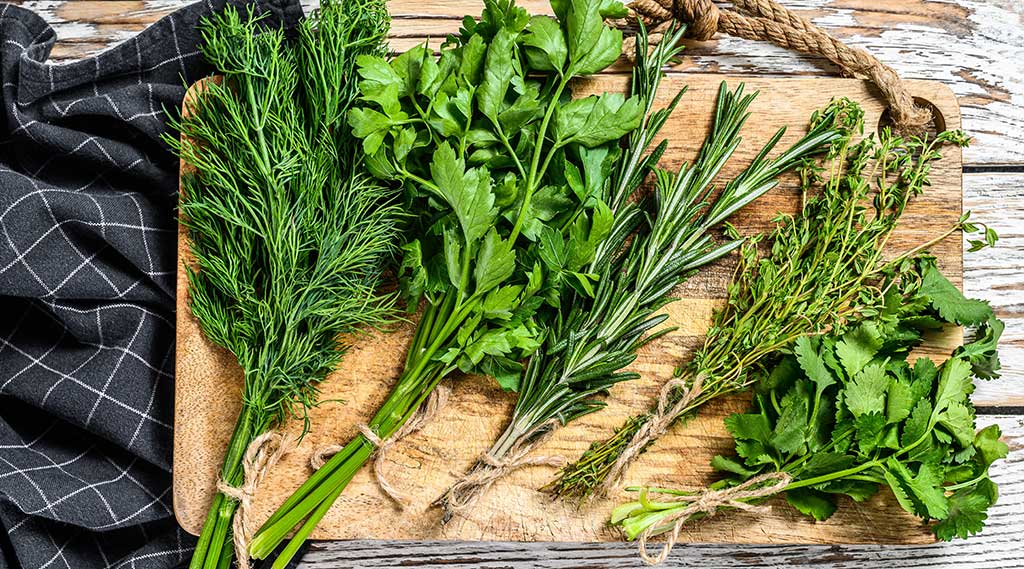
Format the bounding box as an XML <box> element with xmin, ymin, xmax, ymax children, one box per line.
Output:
<box><xmin>437</xmin><ymin>418</ymin><xmax>566</xmax><ymax>522</ymax></box>
<box><xmin>597</xmin><ymin>374</ymin><xmax>705</xmax><ymax>497</ymax></box>
<box><xmin>310</xmin><ymin>385</ymin><xmax>451</xmax><ymax>508</ymax></box>
<box><xmin>216</xmin><ymin>431</ymin><xmax>293</xmax><ymax>569</ymax></box>
<box><xmin>615</xmin><ymin>0</ymin><xmax>931</xmax><ymax>133</ymax></box>
<box><xmin>634</xmin><ymin>471</ymin><xmax>792</xmax><ymax>565</ymax></box>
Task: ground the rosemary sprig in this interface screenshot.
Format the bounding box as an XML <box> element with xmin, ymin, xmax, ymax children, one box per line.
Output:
<box><xmin>550</xmin><ymin>107</ymin><xmax>987</xmax><ymax>500</ymax></box>
<box><xmin>436</xmin><ymin>26</ymin><xmax>847</xmax><ymax>516</ymax></box>
<box><xmin>167</xmin><ymin>2</ymin><xmax>397</xmax><ymax>567</ymax></box>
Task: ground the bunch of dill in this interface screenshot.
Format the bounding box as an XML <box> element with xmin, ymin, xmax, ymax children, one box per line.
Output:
<box><xmin>167</xmin><ymin>1</ymin><xmax>399</xmax><ymax>567</ymax></box>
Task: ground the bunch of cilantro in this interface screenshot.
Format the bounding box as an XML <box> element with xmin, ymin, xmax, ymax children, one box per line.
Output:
<box><xmin>249</xmin><ymin>1</ymin><xmax>659</xmax><ymax>565</ymax></box>
<box><xmin>612</xmin><ymin>261</ymin><xmax>1007</xmax><ymax>547</ymax></box>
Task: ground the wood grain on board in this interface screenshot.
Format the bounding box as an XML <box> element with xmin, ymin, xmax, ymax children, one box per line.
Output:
<box><xmin>173</xmin><ymin>74</ymin><xmax>968</xmax><ymax>544</ymax></box>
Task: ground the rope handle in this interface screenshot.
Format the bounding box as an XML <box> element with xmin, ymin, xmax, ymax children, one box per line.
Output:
<box><xmin>618</xmin><ymin>0</ymin><xmax>932</xmax><ymax>133</ymax></box>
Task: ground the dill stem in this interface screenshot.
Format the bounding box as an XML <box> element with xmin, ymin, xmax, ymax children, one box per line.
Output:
<box><xmin>190</xmin><ymin>400</ymin><xmax>256</xmax><ymax>569</ymax></box>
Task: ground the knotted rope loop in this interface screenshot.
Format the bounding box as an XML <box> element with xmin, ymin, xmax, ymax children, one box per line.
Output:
<box><xmin>617</xmin><ymin>0</ymin><xmax>931</xmax><ymax>133</ymax></box>
<box><xmin>216</xmin><ymin>431</ymin><xmax>292</xmax><ymax>569</ymax></box>
<box><xmin>635</xmin><ymin>471</ymin><xmax>792</xmax><ymax>565</ymax></box>
<box><xmin>437</xmin><ymin>418</ymin><xmax>565</xmax><ymax>521</ymax></box>
<box><xmin>310</xmin><ymin>385</ymin><xmax>450</xmax><ymax>508</ymax></box>
<box><xmin>597</xmin><ymin>374</ymin><xmax>705</xmax><ymax>496</ymax></box>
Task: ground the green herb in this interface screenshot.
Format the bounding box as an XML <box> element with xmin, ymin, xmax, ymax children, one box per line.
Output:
<box><xmin>436</xmin><ymin>24</ymin><xmax>847</xmax><ymax>516</ymax></box>
<box><xmin>611</xmin><ymin>280</ymin><xmax>1006</xmax><ymax>558</ymax></box>
<box><xmin>248</xmin><ymin>1</ymin><xmax>656</xmax><ymax>565</ymax></box>
<box><xmin>551</xmin><ymin>106</ymin><xmax>995</xmax><ymax>500</ymax></box>
<box><xmin>166</xmin><ymin>2</ymin><xmax>397</xmax><ymax>568</ymax></box>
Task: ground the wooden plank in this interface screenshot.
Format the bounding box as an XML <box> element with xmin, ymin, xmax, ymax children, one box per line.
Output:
<box><xmin>965</xmin><ymin>172</ymin><xmax>1024</xmax><ymax>406</ymax></box>
<box><xmin>299</xmin><ymin>415</ymin><xmax>1024</xmax><ymax>567</ymax></box>
<box><xmin>173</xmin><ymin>74</ymin><xmax>972</xmax><ymax>544</ymax></box>
<box><xmin>12</xmin><ymin>0</ymin><xmax>1024</xmax><ymax>167</ymax></box>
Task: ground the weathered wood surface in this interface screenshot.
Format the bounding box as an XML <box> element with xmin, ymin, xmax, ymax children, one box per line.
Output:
<box><xmin>303</xmin><ymin>414</ymin><xmax>1024</xmax><ymax>567</ymax></box>
<box><xmin>10</xmin><ymin>0</ymin><xmax>1024</xmax><ymax>167</ymax></box>
<box><xmin>174</xmin><ymin>75</ymin><xmax>968</xmax><ymax>544</ymax></box>
<box><xmin>22</xmin><ymin>0</ymin><xmax>1022</xmax><ymax>566</ymax></box>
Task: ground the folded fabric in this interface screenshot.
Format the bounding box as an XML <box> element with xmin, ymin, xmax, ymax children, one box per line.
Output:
<box><xmin>0</xmin><ymin>1</ymin><xmax>302</xmax><ymax>567</ymax></box>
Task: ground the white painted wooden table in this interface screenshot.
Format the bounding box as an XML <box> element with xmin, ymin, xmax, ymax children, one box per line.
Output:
<box><xmin>20</xmin><ymin>0</ymin><xmax>1022</xmax><ymax>566</ymax></box>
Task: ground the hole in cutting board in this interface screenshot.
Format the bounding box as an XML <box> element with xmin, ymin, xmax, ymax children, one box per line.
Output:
<box><xmin>878</xmin><ymin>96</ymin><xmax>946</xmax><ymax>135</ymax></box>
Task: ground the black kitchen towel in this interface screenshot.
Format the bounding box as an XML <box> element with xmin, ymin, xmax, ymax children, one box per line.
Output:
<box><xmin>0</xmin><ymin>1</ymin><xmax>303</xmax><ymax>567</ymax></box>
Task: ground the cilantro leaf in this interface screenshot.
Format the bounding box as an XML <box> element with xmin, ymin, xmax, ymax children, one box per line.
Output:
<box><xmin>835</xmin><ymin>323</ymin><xmax>882</xmax><ymax>376</ymax></box>
<box><xmin>936</xmin><ymin>401</ymin><xmax>976</xmax><ymax>448</ymax></box>
<box><xmin>921</xmin><ymin>264</ymin><xmax>993</xmax><ymax>325</ymax></box>
<box><xmin>934</xmin><ymin>478</ymin><xmax>998</xmax><ymax>541</ymax></box>
<box><xmin>710</xmin><ymin>455</ymin><xmax>759</xmax><ymax>478</ymax></box>
<box><xmin>956</xmin><ymin>317</ymin><xmax>1004</xmax><ymax>380</ymax></box>
<box><xmin>786</xmin><ymin>487</ymin><xmax>838</xmax><ymax>521</ymax></box>
<box><xmin>933</xmin><ymin>356</ymin><xmax>974</xmax><ymax>419</ymax></box>
<box><xmin>478</xmin><ymin>28</ymin><xmax>517</xmax><ymax>121</ymax></box>
<box><xmin>886</xmin><ymin>378</ymin><xmax>914</xmax><ymax>424</ymax></box>
<box><xmin>794</xmin><ymin>335</ymin><xmax>835</xmax><ymax>400</ymax></box>
<box><xmin>770</xmin><ymin>383</ymin><xmax>810</xmax><ymax>455</ymax></box>
<box><xmin>900</xmin><ymin>399</ymin><xmax>932</xmax><ymax>447</ymax></box>
<box><xmin>724</xmin><ymin>412</ymin><xmax>772</xmax><ymax>443</ymax></box>
<box><xmin>844</xmin><ymin>363</ymin><xmax>889</xmax><ymax>417</ymax></box>
<box><xmin>974</xmin><ymin>425</ymin><xmax>1008</xmax><ymax>468</ymax></box>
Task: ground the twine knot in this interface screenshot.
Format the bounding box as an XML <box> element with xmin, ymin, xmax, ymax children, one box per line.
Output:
<box><xmin>216</xmin><ymin>431</ymin><xmax>292</xmax><ymax>569</ymax></box>
<box><xmin>437</xmin><ymin>418</ymin><xmax>565</xmax><ymax>522</ymax></box>
<box><xmin>617</xmin><ymin>0</ymin><xmax>931</xmax><ymax>133</ymax></box>
<box><xmin>635</xmin><ymin>471</ymin><xmax>792</xmax><ymax>565</ymax></box>
<box><xmin>310</xmin><ymin>385</ymin><xmax>450</xmax><ymax>508</ymax></box>
<box><xmin>597</xmin><ymin>374</ymin><xmax>705</xmax><ymax>497</ymax></box>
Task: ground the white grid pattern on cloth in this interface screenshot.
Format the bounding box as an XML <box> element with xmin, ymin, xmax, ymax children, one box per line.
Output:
<box><xmin>0</xmin><ymin>1</ymin><xmax>304</xmax><ymax>568</ymax></box>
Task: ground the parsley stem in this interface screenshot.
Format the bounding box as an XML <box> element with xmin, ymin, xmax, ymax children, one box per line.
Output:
<box><xmin>511</xmin><ymin>75</ymin><xmax>570</xmax><ymax>243</ymax></box>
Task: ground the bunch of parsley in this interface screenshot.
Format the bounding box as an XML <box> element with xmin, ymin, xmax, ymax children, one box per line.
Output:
<box><xmin>167</xmin><ymin>2</ymin><xmax>398</xmax><ymax>568</ymax></box>
<box><xmin>552</xmin><ymin>105</ymin><xmax>997</xmax><ymax>500</ymax></box>
<box><xmin>612</xmin><ymin>269</ymin><xmax>1006</xmax><ymax>547</ymax></box>
<box><xmin>249</xmin><ymin>1</ymin><xmax>658</xmax><ymax>565</ymax></box>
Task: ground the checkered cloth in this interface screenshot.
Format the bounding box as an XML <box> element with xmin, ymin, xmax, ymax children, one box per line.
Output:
<box><xmin>0</xmin><ymin>1</ymin><xmax>303</xmax><ymax>567</ymax></box>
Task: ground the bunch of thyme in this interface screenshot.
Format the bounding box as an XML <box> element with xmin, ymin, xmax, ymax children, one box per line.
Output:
<box><xmin>551</xmin><ymin>105</ymin><xmax>989</xmax><ymax>500</ymax></box>
<box><xmin>167</xmin><ymin>2</ymin><xmax>398</xmax><ymax>567</ymax></box>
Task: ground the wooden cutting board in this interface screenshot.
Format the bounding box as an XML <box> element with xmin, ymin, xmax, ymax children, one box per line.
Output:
<box><xmin>173</xmin><ymin>73</ymin><xmax>963</xmax><ymax>544</ymax></box>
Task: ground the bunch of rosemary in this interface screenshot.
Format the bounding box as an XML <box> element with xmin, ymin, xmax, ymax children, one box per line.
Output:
<box><xmin>435</xmin><ymin>50</ymin><xmax>848</xmax><ymax>516</ymax></box>
<box><xmin>613</xmin><ymin>279</ymin><xmax>1005</xmax><ymax>563</ymax></box>
<box><xmin>551</xmin><ymin>106</ymin><xmax>992</xmax><ymax>500</ymax></box>
<box><xmin>249</xmin><ymin>1</ymin><xmax>651</xmax><ymax>565</ymax></box>
<box><xmin>168</xmin><ymin>2</ymin><xmax>397</xmax><ymax>567</ymax></box>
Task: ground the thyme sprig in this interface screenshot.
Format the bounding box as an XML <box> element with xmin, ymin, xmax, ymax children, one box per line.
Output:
<box><xmin>167</xmin><ymin>2</ymin><xmax>397</xmax><ymax>567</ymax></box>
